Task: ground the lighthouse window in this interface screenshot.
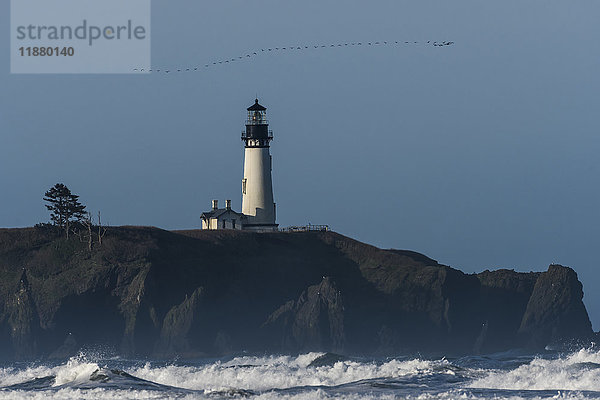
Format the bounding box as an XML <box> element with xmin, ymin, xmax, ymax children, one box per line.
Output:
<box><xmin>242</xmin><ymin>179</ymin><xmax>247</xmax><ymax>194</ymax></box>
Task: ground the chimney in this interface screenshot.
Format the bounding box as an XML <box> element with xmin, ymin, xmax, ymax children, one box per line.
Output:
<box><xmin>225</xmin><ymin>199</ymin><xmax>232</xmax><ymax>210</ymax></box>
<box><xmin>212</xmin><ymin>200</ymin><xmax>218</xmax><ymax>210</ymax></box>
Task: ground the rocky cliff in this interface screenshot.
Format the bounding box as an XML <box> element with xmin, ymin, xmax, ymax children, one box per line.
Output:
<box><xmin>0</xmin><ymin>227</ymin><xmax>593</xmax><ymax>360</ymax></box>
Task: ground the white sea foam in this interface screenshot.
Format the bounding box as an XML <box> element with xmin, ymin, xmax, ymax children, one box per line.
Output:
<box><xmin>256</xmin><ymin>391</ymin><xmax>591</xmax><ymax>400</ymax></box>
<box><xmin>404</xmin><ymin>391</ymin><xmax>593</xmax><ymax>400</ymax></box>
<box><xmin>0</xmin><ymin>388</ymin><xmax>185</xmax><ymax>400</ymax></box>
<box><xmin>0</xmin><ymin>388</ymin><xmax>588</xmax><ymax>400</ymax></box>
<box><xmin>0</xmin><ymin>388</ymin><xmax>394</xmax><ymax>400</ymax></box>
<box><xmin>220</xmin><ymin>352</ymin><xmax>325</xmax><ymax>368</ymax></box>
<box><xmin>470</xmin><ymin>348</ymin><xmax>600</xmax><ymax>392</ymax></box>
<box><xmin>53</xmin><ymin>357</ymin><xmax>102</xmax><ymax>387</ymax></box>
<box><xmin>0</xmin><ymin>353</ymin><xmax>102</xmax><ymax>388</ymax></box>
<box><xmin>0</xmin><ymin>364</ymin><xmax>54</xmax><ymax>387</ymax></box>
<box><xmin>131</xmin><ymin>353</ymin><xmax>443</xmax><ymax>392</ymax></box>
<box><xmin>2</xmin><ymin>350</ymin><xmax>600</xmax><ymax>399</ymax></box>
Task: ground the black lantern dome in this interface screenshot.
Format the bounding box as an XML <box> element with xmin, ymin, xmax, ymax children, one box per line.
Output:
<box><xmin>242</xmin><ymin>99</ymin><xmax>273</xmax><ymax>148</ymax></box>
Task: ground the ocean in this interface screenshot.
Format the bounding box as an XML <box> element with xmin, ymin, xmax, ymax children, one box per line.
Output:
<box><xmin>1</xmin><ymin>347</ymin><xmax>600</xmax><ymax>399</ymax></box>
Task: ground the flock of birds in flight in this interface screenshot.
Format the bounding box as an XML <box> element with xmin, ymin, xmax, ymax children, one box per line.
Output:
<box><xmin>134</xmin><ymin>40</ymin><xmax>454</xmax><ymax>73</ymax></box>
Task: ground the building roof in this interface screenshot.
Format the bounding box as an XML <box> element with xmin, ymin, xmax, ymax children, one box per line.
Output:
<box><xmin>247</xmin><ymin>99</ymin><xmax>266</xmax><ymax>112</ymax></box>
<box><xmin>201</xmin><ymin>208</ymin><xmax>246</xmax><ymax>220</ymax></box>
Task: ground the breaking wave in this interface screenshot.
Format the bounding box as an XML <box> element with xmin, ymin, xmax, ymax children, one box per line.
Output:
<box><xmin>131</xmin><ymin>352</ymin><xmax>446</xmax><ymax>392</ymax></box>
<box><xmin>0</xmin><ymin>348</ymin><xmax>600</xmax><ymax>399</ymax></box>
<box><xmin>469</xmin><ymin>347</ymin><xmax>600</xmax><ymax>392</ymax></box>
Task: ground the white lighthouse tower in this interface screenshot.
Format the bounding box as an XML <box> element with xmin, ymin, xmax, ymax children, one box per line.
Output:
<box><xmin>241</xmin><ymin>99</ymin><xmax>278</xmax><ymax>231</ymax></box>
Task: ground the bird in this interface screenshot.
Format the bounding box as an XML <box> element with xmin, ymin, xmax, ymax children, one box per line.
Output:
<box><xmin>141</xmin><ymin>38</ymin><xmax>455</xmax><ymax>74</ymax></box>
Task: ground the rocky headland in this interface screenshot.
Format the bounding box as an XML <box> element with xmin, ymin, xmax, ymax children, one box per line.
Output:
<box><xmin>0</xmin><ymin>227</ymin><xmax>593</xmax><ymax>360</ymax></box>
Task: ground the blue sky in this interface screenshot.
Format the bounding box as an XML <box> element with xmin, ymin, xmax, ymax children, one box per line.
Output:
<box><xmin>2</xmin><ymin>1</ymin><xmax>599</xmax><ymax>328</ymax></box>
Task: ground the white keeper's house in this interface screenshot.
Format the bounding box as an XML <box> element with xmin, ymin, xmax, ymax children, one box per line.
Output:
<box><xmin>201</xmin><ymin>99</ymin><xmax>278</xmax><ymax>232</ymax></box>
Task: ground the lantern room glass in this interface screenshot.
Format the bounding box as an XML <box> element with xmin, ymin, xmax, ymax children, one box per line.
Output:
<box><xmin>247</xmin><ymin>110</ymin><xmax>267</xmax><ymax>125</ymax></box>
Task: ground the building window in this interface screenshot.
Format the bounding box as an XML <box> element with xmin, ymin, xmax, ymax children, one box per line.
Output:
<box><xmin>232</xmin><ymin>219</ymin><xmax>236</xmax><ymax>229</ymax></box>
<box><xmin>222</xmin><ymin>220</ymin><xmax>226</xmax><ymax>229</ymax></box>
<box><xmin>242</xmin><ymin>179</ymin><xmax>247</xmax><ymax>195</ymax></box>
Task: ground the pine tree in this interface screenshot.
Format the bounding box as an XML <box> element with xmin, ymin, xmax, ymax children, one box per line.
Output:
<box><xmin>43</xmin><ymin>183</ymin><xmax>86</xmax><ymax>239</ymax></box>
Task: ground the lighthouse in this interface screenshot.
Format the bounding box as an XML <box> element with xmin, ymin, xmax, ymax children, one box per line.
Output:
<box><xmin>241</xmin><ymin>99</ymin><xmax>278</xmax><ymax>231</ymax></box>
<box><xmin>200</xmin><ymin>98</ymin><xmax>327</xmax><ymax>231</ymax></box>
<box><xmin>200</xmin><ymin>98</ymin><xmax>278</xmax><ymax>231</ymax></box>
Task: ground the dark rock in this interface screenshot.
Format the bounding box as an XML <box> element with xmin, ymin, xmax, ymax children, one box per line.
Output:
<box><xmin>474</xmin><ymin>269</ymin><xmax>539</xmax><ymax>353</ymax></box>
<box><xmin>89</xmin><ymin>369</ymin><xmax>110</xmax><ymax>383</ymax></box>
<box><xmin>48</xmin><ymin>332</ymin><xmax>77</xmax><ymax>359</ymax></box>
<box><xmin>264</xmin><ymin>277</ymin><xmax>345</xmax><ymax>352</ymax></box>
<box><xmin>5</xmin><ymin>269</ymin><xmax>41</xmax><ymax>359</ymax></box>
<box><xmin>307</xmin><ymin>352</ymin><xmax>347</xmax><ymax>367</ymax></box>
<box><xmin>519</xmin><ymin>264</ymin><xmax>593</xmax><ymax>347</ymax></box>
<box><xmin>155</xmin><ymin>287</ymin><xmax>204</xmax><ymax>357</ymax></box>
<box><xmin>0</xmin><ymin>227</ymin><xmax>593</xmax><ymax>359</ymax></box>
